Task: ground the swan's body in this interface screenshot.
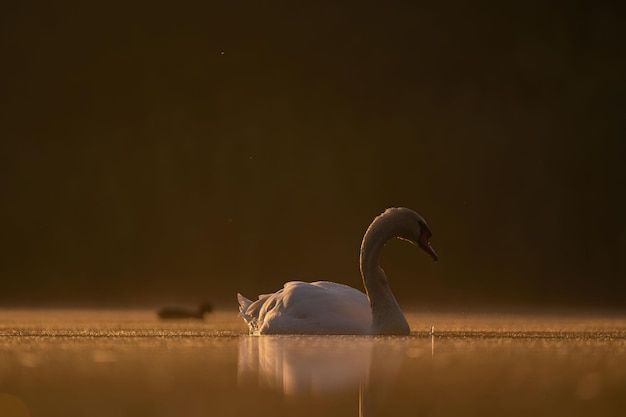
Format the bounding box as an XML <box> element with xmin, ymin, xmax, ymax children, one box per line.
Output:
<box><xmin>238</xmin><ymin>281</ymin><xmax>372</xmax><ymax>334</ymax></box>
<box><xmin>237</xmin><ymin>207</ymin><xmax>438</xmax><ymax>335</ymax></box>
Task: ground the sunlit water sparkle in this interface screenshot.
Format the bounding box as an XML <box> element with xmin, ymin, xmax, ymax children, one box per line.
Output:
<box><xmin>1</xmin><ymin>309</ymin><xmax>625</xmax><ymax>417</ymax></box>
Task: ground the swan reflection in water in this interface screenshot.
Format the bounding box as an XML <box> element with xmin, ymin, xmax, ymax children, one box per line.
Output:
<box><xmin>238</xmin><ymin>336</ymin><xmax>426</xmax><ymax>415</ymax></box>
<box><xmin>238</xmin><ymin>336</ymin><xmax>373</xmax><ymax>395</ymax></box>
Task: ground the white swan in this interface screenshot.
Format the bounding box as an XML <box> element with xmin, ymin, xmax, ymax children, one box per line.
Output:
<box><xmin>237</xmin><ymin>207</ymin><xmax>438</xmax><ymax>335</ymax></box>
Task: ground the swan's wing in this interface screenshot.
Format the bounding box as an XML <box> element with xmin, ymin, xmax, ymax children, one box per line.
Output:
<box><xmin>256</xmin><ymin>281</ymin><xmax>372</xmax><ymax>335</ymax></box>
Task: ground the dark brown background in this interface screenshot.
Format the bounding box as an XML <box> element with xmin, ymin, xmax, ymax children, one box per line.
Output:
<box><xmin>1</xmin><ymin>1</ymin><xmax>624</xmax><ymax>308</ymax></box>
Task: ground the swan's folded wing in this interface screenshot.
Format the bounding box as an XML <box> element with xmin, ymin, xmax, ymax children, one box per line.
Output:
<box><xmin>259</xmin><ymin>281</ymin><xmax>372</xmax><ymax>334</ymax></box>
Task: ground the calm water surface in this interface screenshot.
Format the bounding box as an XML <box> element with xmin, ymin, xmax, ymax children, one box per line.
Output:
<box><xmin>1</xmin><ymin>309</ymin><xmax>625</xmax><ymax>417</ymax></box>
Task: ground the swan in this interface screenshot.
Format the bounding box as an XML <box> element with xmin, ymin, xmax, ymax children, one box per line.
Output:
<box><xmin>237</xmin><ymin>207</ymin><xmax>438</xmax><ymax>335</ymax></box>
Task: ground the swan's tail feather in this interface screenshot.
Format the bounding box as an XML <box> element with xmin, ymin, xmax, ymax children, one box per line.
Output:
<box><xmin>237</xmin><ymin>293</ymin><xmax>253</xmax><ymax>315</ymax></box>
<box><xmin>237</xmin><ymin>293</ymin><xmax>259</xmax><ymax>334</ymax></box>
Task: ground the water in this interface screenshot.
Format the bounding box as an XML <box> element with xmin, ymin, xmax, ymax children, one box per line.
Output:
<box><xmin>1</xmin><ymin>309</ymin><xmax>625</xmax><ymax>417</ymax></box>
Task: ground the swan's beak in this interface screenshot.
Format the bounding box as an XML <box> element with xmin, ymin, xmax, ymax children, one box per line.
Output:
<box><xmin>418</xmin><ymin>236</ymin><xmax>438</xmax><ymax>261</ymax></box>
<box><xmin>424</xmin><ymin>243</ymin><xmax>438</xmax><ymax>261</ymax></box>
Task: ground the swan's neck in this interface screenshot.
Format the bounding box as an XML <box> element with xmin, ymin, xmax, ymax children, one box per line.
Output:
<box><xmin>360</xmin><ymin>217</ymin><xmax>410</xmax><ymax>335</ymax></box>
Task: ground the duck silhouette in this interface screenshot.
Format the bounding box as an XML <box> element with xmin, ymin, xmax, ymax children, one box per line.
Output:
<box><xmin>157</xmin><ymin>303</ymin><xmax>213</xmax><ymax>319</ymax></box>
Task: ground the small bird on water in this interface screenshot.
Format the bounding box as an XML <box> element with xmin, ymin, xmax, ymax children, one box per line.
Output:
<box><xmin>157</xmin><ymin>303</ymin><xmax>214</xmax><ymax>320</ymax></box>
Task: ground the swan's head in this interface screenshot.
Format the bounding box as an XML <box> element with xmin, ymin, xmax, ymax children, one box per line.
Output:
<box><xmin>384</xmin><ymin>207</ymin><xmax>438</xmax><ymax>262</ymax></box>
<box><xmin>415</xmin><ymin>220</ymin><xmax>438</xmax><ymax>261</ymax></box>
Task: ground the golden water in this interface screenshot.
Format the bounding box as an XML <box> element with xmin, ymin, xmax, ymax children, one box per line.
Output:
<box><xmin>1</xmin><ymin>309</ymin><xmax>625</xmax><ymax>416</ymax></box>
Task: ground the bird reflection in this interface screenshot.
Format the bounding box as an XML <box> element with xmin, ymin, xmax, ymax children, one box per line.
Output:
<box><xmin>238</xmin><ymin>336</ymin><xmax>416</xmax><ymax>416</ymax></box>
<box><xmin>238</xmin><ymin>336</ymin><xmax>372</xmax><ymax>395</ymax></box>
